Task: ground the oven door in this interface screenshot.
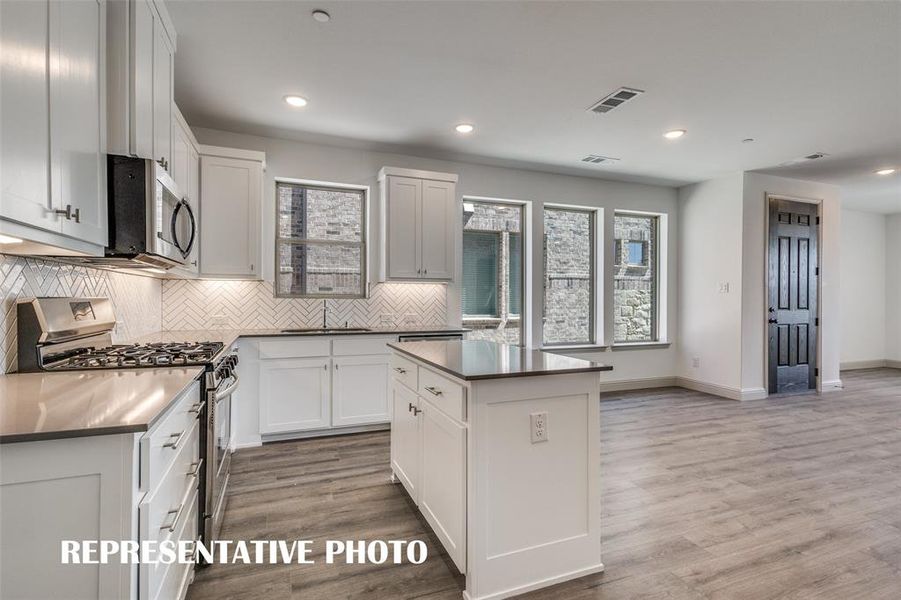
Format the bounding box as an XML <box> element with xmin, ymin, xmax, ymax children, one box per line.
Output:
<box><xmin>205</xmin><ymin>371</ymin><xmax>238</xmax><ymax>544</ymax></box>
<box><xmin>151</xmin><ymin>165</ymin><xmax>193</xmax><ymax>264</ymax></box>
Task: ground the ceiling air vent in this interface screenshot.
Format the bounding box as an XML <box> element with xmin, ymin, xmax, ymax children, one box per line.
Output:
<box><xmin>779</xmin><ymin>152</ymin><xmax>830</xmax><ymax>167</ymax></box>
<box><xmin>581</xmin><ymin>154</ymin><xmax>620</xmax><ymax>165</ymax></box>
<box><xmin>587</xmin><ymin>87</ymin><xmax>645</xmax><ymax>114</ymax></box>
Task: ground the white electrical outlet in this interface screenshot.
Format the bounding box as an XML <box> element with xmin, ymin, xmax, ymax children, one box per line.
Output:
<box><xmin>402</xmin><ymin>313</ymin><xmax>419</xmax><ymax>325</ymax></box>
<box><xmin>379</xmin><ymin>313</ymin><xmax>394</xmax><ymax>326</ymax></box>
<box><xmin>692</xmin><ymin>357</ymin><xmax>700</xmax><ymax>368</ymax></box>
<box><xmin>719</xmin><ymin>282</ymin><xmax>730</xmax><ymax>293</ymax></box>
<box><xmin>530</xmin><ymin>412</ymin><xmax>548</xmax><ymax>443</ymax></box>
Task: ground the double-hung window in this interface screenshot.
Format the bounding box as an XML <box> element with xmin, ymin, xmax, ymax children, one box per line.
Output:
<box><xmin>275</xmin><ymin>181</ymin><xmax>366</xmax><ymax>298</ymax></box>
<box><xmin>542</xmin><ymin>207</ymin><xmax>595</xmax><ymax>345</ymax></box>
<box><xmin>613</xmin><ymin>212</ymin><xmax>659</xmax><ymax>342</ymax></box>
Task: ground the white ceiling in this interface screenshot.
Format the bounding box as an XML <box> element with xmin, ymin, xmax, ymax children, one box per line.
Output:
<box><xmin>168</xmin><ymin>0</ymin><xmax>901</xmax><ymax>213</ymax></box>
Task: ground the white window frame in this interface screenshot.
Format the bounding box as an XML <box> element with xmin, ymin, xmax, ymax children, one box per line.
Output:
<box><xmin>273</xmin><ymin>177</ymin><xmax>371</xmax><ymax>299</ymax></box>
<box><xmin>541</xmin><ymin>204</ymin><xmax>603</xmax><ymax>347</ymax></box>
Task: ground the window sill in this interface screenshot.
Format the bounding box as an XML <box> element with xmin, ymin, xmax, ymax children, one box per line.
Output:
<box><xmin>610</xmin><ymin>342</ymin><xmax>671</xmax><ymax>351</ymax></box>
<box><xmin>540</xmin><ymin>344</ymin><xmax>608</xmax><ymax>353</ymax></box>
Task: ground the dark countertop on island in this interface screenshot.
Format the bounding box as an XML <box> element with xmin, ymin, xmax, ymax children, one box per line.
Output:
<box><xmin>387</xmin><ymin>340</ymin><xmax>612</xmax><ymax>381</ymax></box>
<box><xmin>0</xmin><ymin>367</ymin><xmax>204</xmax><ymax>444</ymax></box>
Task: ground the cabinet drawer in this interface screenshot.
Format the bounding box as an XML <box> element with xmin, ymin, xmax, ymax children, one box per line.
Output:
<box><xmin>142</xmin><ymin>487</ymin><xmax>199</xmax><ymax>600</ymax></box>
<box><xmin>142</xmin><ymin>380</ymin><xmax>202</xmax><ymax>492</ymax></box>
<box><xmin>332</xmin><ymin>336</ymin><xmax>393</xmax><ymax>356</ymax></box>
<box><xmin>418</xmin><ymin>368</ymin><xmax>465</xmax><ymax>422</ymax></box>
<box><xmin>259</xmin><ymin>338</ymin><xmax>330</xmax><ymax>358</ymax></box>
<box><xmin>390</xmin><ymin>353</ymin><xmax>418</xmax><ymax>391</ymax></box>
<box><xmin>140</xmin><ymin>419</ymin><xmax>201</xmax><ymax>549</ymax></box>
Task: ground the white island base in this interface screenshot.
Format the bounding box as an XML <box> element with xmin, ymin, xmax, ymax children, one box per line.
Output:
<box><xmin>388</xmin><ymin>341</ymin><xmax>605</xmax><ymax>600</ymax></box>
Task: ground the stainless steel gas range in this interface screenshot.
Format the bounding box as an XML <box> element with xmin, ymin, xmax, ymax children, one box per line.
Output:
<box><xmin>16</xmin><ymin>297</ymin><xmax>237</xmax><ymax>556</ymax></box>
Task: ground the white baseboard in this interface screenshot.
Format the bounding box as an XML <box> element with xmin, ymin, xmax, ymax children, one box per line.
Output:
<box><xmin>820</xmin><ymin>379</ymin><xmax>844</xmax><ymax>392</ymax></box>
<box><xmin>675</xmin><ymin>377</ymin><xmax>744</xmax><ymax>400</ymax></box>
<box><xmin>462</xmin><ymin>562</ymin><xmax>605</xmax><ymax>600</ymax></box>
<box><xmin>599</xmin><ymin>376</ymin><xmax>677</xmax><ymax>393</ymax></box>
<box><xmin>261</xmin><ymin>423</ymin><xmax>390</xmax><ymax>444</ymax></box>
<box><xmin>740</xmin><ymin>387</ymin><xmax>768</xmax><ymax>400</ymax></box>
<box><xmin>886</xmin><ymin>360</ymin><xmax>901</xmax><ymax>369</ymax></box>
<box><xmin>841</xmin><ymin>360</ymin><xmax>887</xmax><ymax>370</ymax></box>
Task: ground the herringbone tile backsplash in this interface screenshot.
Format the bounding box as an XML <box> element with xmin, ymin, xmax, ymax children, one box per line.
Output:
<box><xmin>162</xmin><ymin>279</ymin><xmax>447</xmax><ymax>330</ymax></box>
<box><xmin>1</xmin><ymin>254</ymin><xmax>162</xmax><ymax>373</ymax></box>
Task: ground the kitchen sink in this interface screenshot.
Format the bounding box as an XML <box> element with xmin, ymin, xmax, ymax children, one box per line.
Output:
<box><xmin>280</xmin><ymin>327</ymin><xmax>372</xmax><ymax>334</ymax></box>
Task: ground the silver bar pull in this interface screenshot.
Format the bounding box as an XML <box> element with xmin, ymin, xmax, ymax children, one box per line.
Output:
<box><xmin>393</xmin><ymin>367</ymin><xmax>407</xmax><ymax>374</ymax></box>
<box><xmin>424</xmin><ymin>386</ymin><xmax>442</xmax><ymax>396</ymax></box>
<box><xmin>163</xmin><ymin>430</ymin><xmax>184</xmax><ymax>449</ymax></box>
<box><xmin>188</xmin><ymin>400</ymin><xmax>206</xmax><ymax>415</ymax></box>
<box><xmin>411</xmin><ymin>406</ymin><xmax>422</xmax><ymax>416</ymax></box>
<box><xmin>159</xmin><ymin>502</ymin><xmax>184</xmax><ymax>532</ymax></box>
<box><xmin>187</xmin><ymin>459</ymin><xmax>204</xmax><ymax>478</ymax></box>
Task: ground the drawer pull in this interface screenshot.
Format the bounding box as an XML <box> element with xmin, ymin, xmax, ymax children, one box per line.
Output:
<box><xmin>424</xmin><ymin>386</ymin><xmax>443</xmax><ymax>396</ymax></box>
<box><xmin>408</xmin><ymin>402</ymin><xmax>415</xmax><ymax>413</ymax></box>
<box><xmin>187</xmin><ymin>459</ymin><xmax>204</xmax><ymax>478</ymax></box>
<box><xmin>163</xmin><ymin>430</ymin><xmax>185</xmax><ymax>450</ymax></box>
<box><xmin>160</xmin><ymin>502</ymin><xmax>184</xmax><ymax>532</ymax></box>
<box><xmin>393</xmin><ymin>367</ymin><xmax>407</xmax><ymax>374</ymax></box>
<box><xmin>188</xmin><ymin>400</ymin><xmax>206</xmax><ymax>415</ymax></box>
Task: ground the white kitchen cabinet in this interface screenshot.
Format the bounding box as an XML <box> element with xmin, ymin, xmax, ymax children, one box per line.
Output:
<box><xmin>107</xmin><ymin>0</ymin><xmax>175</xmax><ymax>163</ymax></box>
<box><xmin>377</xmin><ymin>167</ymin><xmax>458</xmax><ymax>282</ymax></box>
<box><xmin>0</xmin><ymin>0</ymin><xmax>107</xmax><ymax>254</ymax></box>
<box><xmin>419</xmin><ymin>179</ymin><xmax>455</xmax><ymax>279</ymax></box>
<box><xmin>199</xmin><ymin>146</ymin><xmax>265</xmax><ymax>279</ymax></box>
<box><xmin>152</xmin><ymin>15</ymin><xmax>173</xmax><ymax>171</ymax></box>
<box><xmin>419</xmin><ymin>396</ymin><xmax>467</xmax><ymax>572</ymax></box>
<box><xmin>332</xmin><ymin>355</ymin><xmax>391</xmax><ymax>427</ymax></box>
<box><xmin>259</xmin><ymin>357</ymin><xmax>331</xmax><ymax>433</ymax></box>
<box><xmin>169</xmin><ymin>107</ymin><xmax>199</xmax><ymax>274</ymax></box>
<box><xmin>390</xmin><ymin>382</ymin><xmax>421</xmax><ymax>499</ymax></box>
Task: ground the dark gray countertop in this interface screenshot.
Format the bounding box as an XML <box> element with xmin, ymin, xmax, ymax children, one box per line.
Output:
<box><xmin>0</xmin><ymin>367</ymin><xmax>204</xmax><ymax>444</ymax></box>
<box><xmin>387</xmin><ymin>340</ymin><xmax>613</xmax><ymax>381</ymax></box>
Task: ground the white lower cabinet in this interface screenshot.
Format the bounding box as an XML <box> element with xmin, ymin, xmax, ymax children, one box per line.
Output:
<box><xmin>259</xmin><ymin>357</ymin><xmax>331</xmax><ymax>433</ymax></box>
<box><xmin>389</xmin><ymin>360</ymin><xmax>467</xmax><ymax>573</ymax></box>
<box><xmin>418</xmin><ymin>397</ymin><xmax>467</xmax><ymax>572</ymax></box>
<box><xmin>332</xmin><ymin>354</ymin><xmax>390</xmax><ymax>427</ymax></box>
<box><xmin>390</xmin><ymin>383</ymin><xmax>421</xmax><ymax>498</ymax></box>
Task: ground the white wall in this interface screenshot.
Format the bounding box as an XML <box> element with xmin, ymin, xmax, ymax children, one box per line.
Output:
<box><xmin>839</xmin><ymin>210</ymin><xmax>886</xmax><ymax>366</ymax></box>
<box><xmin>192</xmin><ymin>127</ymin><xmax>679</xmax><ymax>383</ymax></box>
<box><xmin>676</xmin><ymin>174</ymin><xmax>745</xmax><ymax>392</ymax></box>
<box><xmin>741</xmin><ymin>173</ymin><xmax>842</xmax><ymax>392</ymax></box>
<box><xmin>887</xmin><ymin>214</ymin><xmax>901</xmax><ymax>364</ymax></box>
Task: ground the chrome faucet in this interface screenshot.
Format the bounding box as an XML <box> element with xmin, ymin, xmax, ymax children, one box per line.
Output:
<box><xmin>322</xmin><ymin>299</ymin><xmax>329</xmax><ymax>328</ymax></box>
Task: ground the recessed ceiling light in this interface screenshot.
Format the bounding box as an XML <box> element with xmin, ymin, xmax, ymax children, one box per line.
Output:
<box><xmin>455</xmin><ymin>123</ymin><xmax>474</xmax><ymax>134</ymax></box>
<box><xmin>663</xmin><ymin>129</ymin><xmax>686</xmax><ymax>140</ymax></box>
<box><xmin>875</xmin><ymin>168</ymin><xmax>896</xmax><ymax>175</ymax></box>
<box><xmin>284</xmin><ymin>95</ymin><xmax>308</xmax><ymax>107</ymax></box>
<box><xmin>311</xmin><ymin>9</ymin><xmax>330</xmax><ymax>23</ymax></box>
<box><xmin>0</xmin><ymin>234</ymin><xmax>23</xmax><ymax>244</ymax></box>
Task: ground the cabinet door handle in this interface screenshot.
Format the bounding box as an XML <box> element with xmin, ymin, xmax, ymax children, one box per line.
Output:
<box><xmin>187</xmin><ymin>459</ymin><xmax>204</xmax><ymax>478</ymax></box>
<box><xmin>411</xmin><ymin>406</ymin><xmax>422</xmax><ymax>416</ymax></box>
<box><xmin>335</xmin><ymin>363</ymin><xmax>339</xmax><ymax>370</ymax></box>
<box><xmin>393</xmin><ymin>367</ymin><xmax>407</xmax><ymax>374</ymax></box>
<box><xmin>408</xmin><ymin>402</ymin><xmax>415</xmax><ymax>413</ymax></box>
<box><xmin>163</xmin><ymin>430</ymin><xmax>185</xmax><ymax>450</ymax></box>
<box><xmin>423</xmin><ymin>269</ymin><xmax>427</xmax><ymax>275</ymax></box>
<box><xmin>160</xmin><ymin>503</ymin><xmax>184</xmax><ymax>532</ymax></box>
<box><xmin>424</xmin><ymin>386</ymin><xmax>442</xmax><ymax>396</ymax></box>
<box><xmin>54</xmin><ymin>204</ymin><xmax>76</xmax><ymax>221</ymax></box>
<box><xmin>323</xmin><ymin>364</ymin><xmax>328</xmax><ymax>371</ymax></box>
<box><xmin>188</xmin><ymin>400</ymin><xmax>206</xmax><ymax>415</ymax></box>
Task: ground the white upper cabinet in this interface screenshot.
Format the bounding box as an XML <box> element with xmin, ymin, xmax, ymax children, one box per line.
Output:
<box><xmin>170</xmin><ymin>107</ymin><xmax>199</xmax><ymax>274</ymax></box>
<box><xmin>378</xmin><ymin>167</ymin><xmax>457</xmax><ymax>282</ymax></box>
<box><xmin>107</xmin><ymin>0</ymin><xmax>175</xmax><ymax>168</ymax></box>
<box><xmin>199</xmin><ymin>146</ymin><xmax>264</xmax><ymax>279</ymax></box>
<box><xmin>151</xmin><ymin>15</ymin><xmax>173</xmax><ymax>171</ymax></box>
<box><xmin>1</xmin><ymin>0</ymin><xmax>107</xmax><ymax>253</ymax></box>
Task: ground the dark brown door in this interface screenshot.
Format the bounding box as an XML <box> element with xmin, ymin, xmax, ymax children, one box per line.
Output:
<box><xmin>768</xmin><ymin>199</ymin><xmax>818</xmax><ymax>394</ymax></box>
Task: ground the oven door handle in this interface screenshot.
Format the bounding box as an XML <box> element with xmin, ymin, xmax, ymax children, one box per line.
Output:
<box><xmin>214</xmin><ymin>374</ymin><xmax>239</xmax><ymax>402</ymax></box>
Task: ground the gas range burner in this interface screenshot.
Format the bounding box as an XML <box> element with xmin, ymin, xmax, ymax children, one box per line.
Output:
<box><xmin>46</xmin><ymin>341</ymin><xmax>225</xmax><ymax>370</ymax></box>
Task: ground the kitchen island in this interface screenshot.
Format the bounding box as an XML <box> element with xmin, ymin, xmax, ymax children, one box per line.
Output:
<box><xmin>387</xmin><ymin>340</ymin><xmax>612</xmax><ymax>600</ymax></box>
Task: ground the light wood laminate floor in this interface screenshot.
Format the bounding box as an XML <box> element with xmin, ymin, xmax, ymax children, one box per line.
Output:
<box><xmin>187</xmin><ymin>368</ymin><xmax>901</xmax><ymax>599</ymax></box>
